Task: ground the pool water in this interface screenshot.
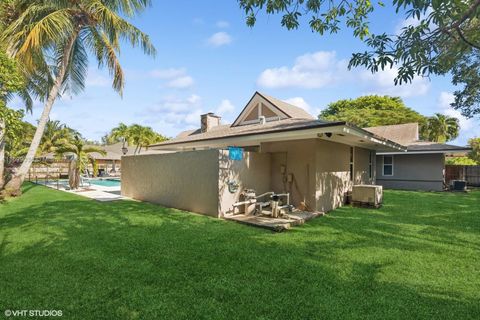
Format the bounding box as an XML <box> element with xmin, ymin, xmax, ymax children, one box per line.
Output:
<box><xmin>89</xmin><ymin>179</ymin><xmax>121</xmax><ymax>187</ymax></box>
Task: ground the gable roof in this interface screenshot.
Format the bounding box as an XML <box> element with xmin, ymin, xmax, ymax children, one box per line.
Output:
<box><xmin>260</xmin><ymin>93</ymin><xmax>315</xmax><ymax>120</ymax></box>
<box><xmin>231</xmin><ymin>92</ymin><xmax>314</xmax><ymax>126</ymax></box>
<box><xmin>364</xmin><ymin>123</ymin><xmax>419</xmax><ymax>145</ymax></box>
<box><xmin>149</xmin><ymin>92</ymin><xmax>406</xmax><ymax>152</ymax></box>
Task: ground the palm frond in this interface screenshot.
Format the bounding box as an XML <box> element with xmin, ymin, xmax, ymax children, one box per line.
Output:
<box><xmin>3</xmin><ymin>5</ymin><xmax>74</xmax><ymax>68</ymax></box>
<box><xmin>85</xmin><ymin>27</ymin><xmax>124</xmax><ymax>94</ymax></box>
<box><xmin>58</xmin><ymin>30</ymin><xmax>89</xmax><ymax>95</ymax></box>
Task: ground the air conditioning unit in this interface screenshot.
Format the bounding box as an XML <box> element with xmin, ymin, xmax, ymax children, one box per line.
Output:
<box><xmin>450</xmin><ymin>180</ymin><xmax>467</xmax><ymax>192</ymax></box>
<box><xmin>351</xmin><ymin>185</ymin><xmax>383</xmax><ymax>208</ymax></box>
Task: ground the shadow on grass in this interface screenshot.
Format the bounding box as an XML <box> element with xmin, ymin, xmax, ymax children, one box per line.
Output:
<box><xmin>0</xmin><ymin>184</ymin><xmax>479</xmax><ymax>319</ymax></box>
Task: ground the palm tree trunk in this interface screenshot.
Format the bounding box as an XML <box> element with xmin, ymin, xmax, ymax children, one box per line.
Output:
<box><xmin>3</xmin><ymin>33</ymin><xmax>78</xmax><ymax>196</ymax></box>
<box><xmin>0</xmin><ymin>117</ymin><xmax>5</xmax><ymax>189</ymax></box>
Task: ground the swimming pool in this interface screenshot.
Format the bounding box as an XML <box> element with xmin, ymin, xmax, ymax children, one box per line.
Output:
<box><xmin>89</xmin><ymin>179</ymin><xmax>121</xmax><ymax>187</ymax></box>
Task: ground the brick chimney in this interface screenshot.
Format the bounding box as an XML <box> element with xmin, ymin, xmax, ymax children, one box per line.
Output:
<box><xmin>200</xmin><ymin>113</ymin><xmax>221</xmax><ymax>132</ymax></box>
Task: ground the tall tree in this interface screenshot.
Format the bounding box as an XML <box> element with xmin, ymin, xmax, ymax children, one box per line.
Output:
<box><xmin>1</xmin><ymin>0</ymin><xmax>155</xmax><ymax>196</ymax></box>
<box><xmin>239</xmin><ymin>0</ymin><xmax>480</xmax><ymax>117</ymax></box>
<box><xmin>468</xmin><ymin>137</ymin><xmax>480</xmax><ymax>163</ymax></box>
<box><xmin>125</xmin><ymin>124</ymin><xmax>166</xmax><ymax>154</ymax></box>
<box><xmin>320</xmin><ymin>95</ymin><xmax>427</xmax><ymax>134</ymax></box>
<box><xmin>56</xmin><ymin>135</ymin><xmax>105</xmax><ymax>189</ymax></box>
<box><xmin>424</xmin><ymin>113</ymin><xmax>460</xmax><ymax>143</ymax></box>
<box><xmin>108</xmin><ymin>122</ymin><xmax>131</xmax><ymax>149</ymax></box>
<box><xmin>37</xmin><ymin>120</ymin><xmax>77</xmax><ymax>156</ymax></box>
<box><xmin>0</xmin><ymin>49</ymin><xmax>26</xmax><ymax>189</ymax></box>
<box><xmin>104</xmin><ymin>123</ymin><xmax>167</xmax><ymax>154</ymax></box>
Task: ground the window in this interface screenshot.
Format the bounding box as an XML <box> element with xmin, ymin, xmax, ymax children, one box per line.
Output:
<box><xmin>369</xmin><ymin>151</ymin><xmax>374</xmax><ymax>179</ymax></box>
<box><xmin>349</xmin><ymin>147</ymin><xmax>354</xmax><ymax>181</ymax></box>
<box><xmin>383</xmin><ymin>155</ymin><xmax>394</xmax><ymax>176</ymax></box>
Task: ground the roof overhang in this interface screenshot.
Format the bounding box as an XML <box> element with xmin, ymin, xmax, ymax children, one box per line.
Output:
<box><xmin>151</xmin><ymin>123</ymin><xmax>406</xmax><ymax>152</ymax></box>
<box><xmin>377</xmin><ymin>148</ymin><xmax>471</xmax><ymax>156</ymax></box>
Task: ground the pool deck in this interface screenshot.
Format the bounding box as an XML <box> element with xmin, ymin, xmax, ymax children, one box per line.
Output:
<box><xmin>33</xmin><ymin>180</ymin><xmax>127</xmax><ymax>202</ymax></box>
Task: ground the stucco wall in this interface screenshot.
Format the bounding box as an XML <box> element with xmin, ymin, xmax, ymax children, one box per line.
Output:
<box><xmin>263</xmin><ymin>139</ymin><xmax>374</xmax><ymax>213</ymax></box>
<box><xmin>121</xmin><ymin>150</ymin><xmax>220</xmax><ymax>216</ymax></box>
<box><xmin>261</xmin><ymin>139</ymin><xmax>317</xmax><ymax>209</ymax></box>
<box><xmin>218</xmin><ymin>150</ymin><xmax>271</xmax><ymax>216</ymax></box>
<box><xmin>376</xmin><ymin>153</ymin><xmax>444</xmax><ymax>191</ymax></box>
<box><xmin>355</xmin><ymin>147</ymin><xmax>375</xmax><ymax>185</ymax></box>
<box><xmin>315</xmin><ymin>140</ymin><xmax>352</xmax><ymax>212</ymax></box>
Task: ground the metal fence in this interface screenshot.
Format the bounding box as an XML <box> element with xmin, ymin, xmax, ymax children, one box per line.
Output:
<box><xmin>445</xmin><ymin>165</ymin><xmax>480</xmax><ymax>187</ymax></box>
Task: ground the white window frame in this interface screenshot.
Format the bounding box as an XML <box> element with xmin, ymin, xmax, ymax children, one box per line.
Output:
<box><xmin>383</xmin><ymin>155</ymin><xmax>394</xmax><ymax>176</ymax></box>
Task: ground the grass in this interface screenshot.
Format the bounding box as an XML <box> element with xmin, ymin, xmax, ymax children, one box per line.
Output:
<box><xmin>0</xmin><ymin>183</ymin><xmax>479</xmax><ymax>319</ymax></box>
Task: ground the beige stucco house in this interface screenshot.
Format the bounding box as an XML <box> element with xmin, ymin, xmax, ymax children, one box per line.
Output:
<box><xmin>121</xmin><ymin>92</ymin><xmax>405</xmax><ymax>217</ymax></box>
<box><xmin>365</xmin><ymin>123</ymin><xmax>470</xmax><ymax>191</ymax></box>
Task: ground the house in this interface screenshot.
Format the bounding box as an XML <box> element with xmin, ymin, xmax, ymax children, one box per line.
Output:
<box><xmin>88</xmin><ymin>142</ymin><xmax>162</xmax><ymax>175</ymax></box>
<box><xmin>121</xmin><ymin>92</ymin><xmax>404</xmax><ymax>217</ymax></box>
<box><xmin>365</xmin><ymin>123</ymin><xmax>471</xmax><ymax>191</ymax></box>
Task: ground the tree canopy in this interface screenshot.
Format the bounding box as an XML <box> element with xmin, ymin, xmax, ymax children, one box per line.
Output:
<box><xmin>0</xmin><ymin>0</ymin><xmax>155</xmax><ymax>195</ymax></box>
<box><xmin>469</xmin><ymin>137</ymin><xmax>480</xmax><ymax>163</ymax></box>
<box><xmin>423</xmin><ymin>113</ymin><xmax>460</xmax><ymax>143</ymax></box>
<box><xmin>319</xmin><ymin>95</ymin><xmax>427</xmax><ymax>129</ymax></box>
<box><xmin>103</xmin><ymin>123</ymin><xmax>168</xmax><ymax>154</ymax></box>
<box><xmin>239</xmin><ymin>0</ymin><xmax>480</xmax><ymax>118</ymax></box>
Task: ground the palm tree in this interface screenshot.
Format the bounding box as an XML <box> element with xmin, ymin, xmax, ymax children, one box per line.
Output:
<box><xmin>425</xmin><ymin>113</ymin><xmax>460</xmax><ymax>143</ymax></box>
<box><xmin>1</xmin><ymin>0</ymin><xmax>155</xmax><ymax>195</ymax></box>
<box><xmin>37</xmin><ymin>120</ymin><xmax>76</xmax><ymax>156</ymax></box>
<box><xmin>56</xmin><ymin>135</ymin><xmax>105</xmax><ymax>189</ymax></box>
<box><xmin>109</xmin><ymin>122</ymin><xmax>131</xmax><ymax>151</ymax></box>
<box><xmin>127</xmin><ymin>124</ymin><xmax>165</xmax><ymax>154</ymax></box>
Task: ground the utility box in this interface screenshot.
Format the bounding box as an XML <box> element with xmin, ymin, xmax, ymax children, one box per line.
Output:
<box><xmin>450</xmin><ymin>180</ymin><xmax>467</xmax><ymax>192</ymax></box>
<box><xmin>351</xmin><ymin>185</ymin><xmax>383</xmax><ymax>208</ymax></box>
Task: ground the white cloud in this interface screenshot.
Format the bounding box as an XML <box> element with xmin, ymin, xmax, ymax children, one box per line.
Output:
<box><xmin>360</xmin><ymin>67</ymin><xmax>430</xmax><ymax>98</ymax></box>
<box><xmin>257</xmin><ymin>51</ymin><xmax>348</xmax><ymax>89</ymax></box>
<box><xmin>137</xmin><ymin>94</ymin><xmax>204</xmax><ymax>128</ymax></box>
<box><xmin>216</xmin><ymin>99</ymin><xmax>235</xmax><ymax>115</ymax></box>
<box><xmin>166</xmin><ymin>76</ymin><xmax>194</xmax><ymax>89</ymax></box>
<box><xmin>187</xmin><ymin>94</ymin><xmax>201</xmax><ymax>104</ymax></box>
<box><xmin>207</xmin><ymin>32</ymin><xmax>232</xmax><ymax>47</ymax></box>
<box><xmin>138</xmin><ymin>95</ymin><xmax>238</xmax><ymax>131</ymax></box>
<box><xmin>216</xmin><ymin>20</ymin><xmax>230</xmax><ymax>28</ymax></box>
<box><xmin>257</xmin><ymin>50</ymin><xmax>430</xmax><ymax>98</ymax></box>
<box><xmin>149</xmin><ymin>68</ymin><xmax>194</xmax><ymax>89</ymax></box>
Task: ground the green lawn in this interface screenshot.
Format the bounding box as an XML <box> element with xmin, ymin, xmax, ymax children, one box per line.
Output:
<box><xmin>0</xmin><ymin>183</ymin><xmax>479</xmax><ymax>319</ymax></box>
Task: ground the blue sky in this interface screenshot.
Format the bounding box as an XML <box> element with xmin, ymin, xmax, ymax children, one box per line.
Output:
<box><xmin>13</xmin><ymin>0</ymin><xmax>479</xmax><ymax>145</ymax></box>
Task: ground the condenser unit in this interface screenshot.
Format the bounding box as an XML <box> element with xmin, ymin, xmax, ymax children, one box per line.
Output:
<box><xmin>351</xmin><ymin>185</ymin><xmax>383</xmax><ymax>208</ymax></box>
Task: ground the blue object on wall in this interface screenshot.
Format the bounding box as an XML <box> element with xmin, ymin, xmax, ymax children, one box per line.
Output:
<box><xmin>229</xmin><ymin>147</ymin><xmax>243</xmax><ymax>160</ymax></box>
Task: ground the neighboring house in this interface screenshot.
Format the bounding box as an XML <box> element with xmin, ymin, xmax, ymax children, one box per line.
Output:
<box><xmin>88</xmin><ymin>142</ymin><xmax>161</xmax><ymax>174</ymax></box>
<box><xmin>121</xmin><ymin>92</ymin><xmax>404</xmax><ymax>217</ymax></box>
<box><xmin>365</xmin><ymin>123</ymin><xmax>470</xmax><ymax>191</ymax></box>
